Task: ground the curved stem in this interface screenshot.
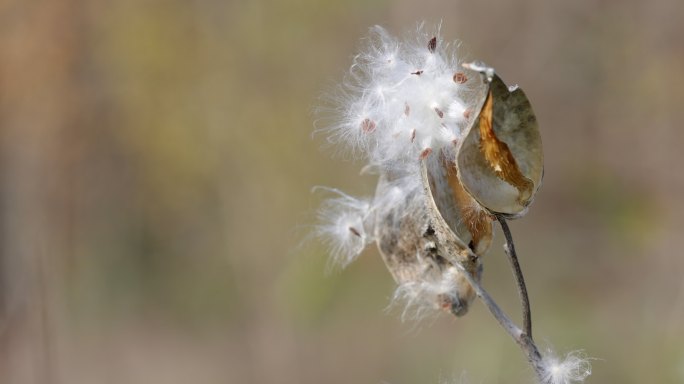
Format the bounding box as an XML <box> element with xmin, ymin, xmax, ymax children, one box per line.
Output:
<box><xmin>496</xmin><ymin>215</ymin><xmax>533</xmax><ymax>340</ymax></box>
<box><xmin>450</xmin><ymin>261</ymin><xmax>522</xmax><ymax>341</ymax></box>
<box><xmin>451</xmin><ymin>259</ymin><xmax>545</xmax><ymax>382</ymax></box>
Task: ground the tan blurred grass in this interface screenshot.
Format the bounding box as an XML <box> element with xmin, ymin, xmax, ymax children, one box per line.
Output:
<box><xmin>1</xmin><ymin>0</ymin><xmax>683</xmax><ymax>383</ymax></box>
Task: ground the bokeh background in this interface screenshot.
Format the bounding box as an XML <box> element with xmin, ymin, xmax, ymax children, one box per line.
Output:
<box><xmin>1</xmin><ymin>0</ymin><xmax>683</xmax><ymax>383</ymax></box>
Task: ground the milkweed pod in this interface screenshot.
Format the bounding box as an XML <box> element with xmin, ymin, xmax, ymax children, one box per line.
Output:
<box><xmin>456</xmin><ymin>62</ymin><xmax>544</xmax><ymax>217</ymax></box>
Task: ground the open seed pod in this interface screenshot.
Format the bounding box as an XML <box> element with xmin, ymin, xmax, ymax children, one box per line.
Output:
<box><xmin>456</xmin><ymin>63</ymin><xmax>543</xmax><ymax>217</ymax></box>
<box><xmin>374</xmin><ymin>158</ymin><xmax>490</xmax><ymax>317</ymax></box>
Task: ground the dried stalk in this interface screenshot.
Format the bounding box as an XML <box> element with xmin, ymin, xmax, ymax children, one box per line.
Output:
<box><xmin>450</xmin><ymin>259</ymin><xmax>545</xmax><ymax>381</ymax></box>
<box><xmin>496</xmin><ymin>215</ymin><xmax>533</xmax><ymax>339</ymax></box>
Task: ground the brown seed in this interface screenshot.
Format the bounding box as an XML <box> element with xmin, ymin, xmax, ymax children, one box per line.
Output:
<box><xmin>434</xmin><ymin>107</ymin><xmax>444</xmax><ymax>118</ymax></box>
<box><xmin>428</xmin><ymin>37</ymin><xmax>437</xmax><ymax>53</ymax></box>
<box><xmin>361</xmin><ymin>118</ymin><xmax>376</xmax><ymax>133</ymax></box>
<box><xmin>411</xmin><ymin>70</ymin><xmax>424</xmax><ymax>76</ymax></box>
<box><xmin>404</xmin><ymin>102</ymin><xmax>410</xmax><ymax>116</ymax></box>
<box><xmin>420</xmin><ymin>147</ymin><xmax>433</xmax><ymax>159</ymax></box>
<box><xmin>453</xmin><ymin>72</ymin><xmax>468</xmax><ymax>84</ymax></box>
<box><xmin>463</xmin><ymin>109</ymin><xmax>471</xmax><ymax>119</ymax></box>
<box><xmin>437</xmin><ymin>294</ymin><xmax>453</xmax><ymax>310</ymax></box>
<box><xmin>349</xmin><ymin>227</ymin><xmax>362</xmax><ymax>237</ymax></box>
<box><xmin>410</xmin><ymin>129</ymin><xmax>416</xmax><ymax>142</ymax></box>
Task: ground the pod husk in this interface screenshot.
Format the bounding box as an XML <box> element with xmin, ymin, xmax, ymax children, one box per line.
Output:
<box><xmin>456</xmin><ymin>66</ymin><xmax>543</xmax><ymax>217</ymax></box>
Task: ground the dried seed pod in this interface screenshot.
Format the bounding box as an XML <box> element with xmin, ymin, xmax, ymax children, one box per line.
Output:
<box><xmin>427</xmin><ymin>152</ymin><xmax>493</xmax><ymax>256</ymax></box>
<box><xmin>374</xmin><ymin>160</ymin><xmax>485</xmax><ymax>317</ymax></box>
<box><xmin>457</xmin><ymin>63</ymin><xmax>543</xmax><ymax>217</ymax></box>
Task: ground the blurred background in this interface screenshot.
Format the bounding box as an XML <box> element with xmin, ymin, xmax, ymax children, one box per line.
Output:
<box><xmin>1</xmin><ymin>0</ymin><xmax>683</xmax><ymax>383</ymax></box>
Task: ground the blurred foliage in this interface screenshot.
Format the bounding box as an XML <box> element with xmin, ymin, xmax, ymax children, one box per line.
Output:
<box><xmin>1</xmin><ymin>0</ymin><xmax>683</xmax><ymax>383</ymax></box>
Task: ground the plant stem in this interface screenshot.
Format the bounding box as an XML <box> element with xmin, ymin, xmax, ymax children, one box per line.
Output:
<box><xmin>496</xmin><ymin>215</ymin><xmax>533</xmax><ymax>340</ymax></box>
<box><xmin>447</xmin><ymin>212</ymin><xmax>545</xmax><ymax>380</ymax></box>
<box><xmin>450</xmin><ymin>260</ymin><xmax>545</xmax><ymax>382</ymax></box>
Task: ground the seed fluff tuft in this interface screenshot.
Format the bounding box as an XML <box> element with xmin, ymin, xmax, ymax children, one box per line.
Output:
<box><xmin>389</xmin><ymin>266</ymin><xmax>462</xmax><ymax>322</ymax></box>
<box><xmin>540</xmin><ymin>349</ymin><xmax>592</xmax><ymax>384</ymax></box>
<box><xmin>314</xmin><ymin>187</ymin><xmax>374</xmax><ymax>268</ymax></box>
<box><xmin>316</xmin><ymin>24</ymin><xmax>485</xmax><ymax>168</ymax></box>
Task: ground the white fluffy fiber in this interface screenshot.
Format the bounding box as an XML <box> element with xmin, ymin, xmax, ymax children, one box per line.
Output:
<box><xmin>314</xmin><ymin>187</ymin><xmax>373</xmax><ymax>268</ymax></box>
<box><xmin>317</xmin><ymin>24</ymin><xmax>483</xmax><ymax>168</ymax></box>
<box><xmin>540</xmin><ymin>349</ymin><xmax>592</xmax><ymax>384</ymax></box>
<box><xmin>390</xmin><ymin>266</ymin><xmax>462</xmax><ymax>322</ymax></box>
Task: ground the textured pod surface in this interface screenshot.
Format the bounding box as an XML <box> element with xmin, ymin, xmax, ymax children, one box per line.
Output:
<box><xmin>457</xmin><ymin>64</ymin><xmax>543</xmax><ymax>217</ymax></box>
<box><xmin>373</xmin><ymin>160</ymin><xmax>484</xmax><ymax>317</ymax></box>
<box><xmin>426</xmin><ymin>152</ymin><xmax>493</xmax><ymax>256</ymax></box>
